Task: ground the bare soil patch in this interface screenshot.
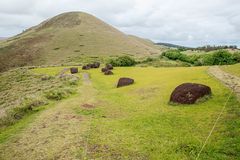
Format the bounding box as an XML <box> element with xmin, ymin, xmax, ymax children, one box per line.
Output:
<box><xmin>209</xmin><ymin>66</ymin><xmax>240</xmax><ymax>98</ymax></box>
<box><xmin>81</xmin><ymin>104</ymin><xmax>95</xmax><ymax>109</ymax></box>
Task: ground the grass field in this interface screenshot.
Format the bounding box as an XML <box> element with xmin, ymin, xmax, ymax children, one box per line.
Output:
<box><xmin>221</xmin><ymin>63</ymin><xmax>240</xmax><ymax>77</ymax></box>
<box><xmin>0</xmin><ymin>66</ymin><xmax>239</xmax><ymax>159</ymax></box>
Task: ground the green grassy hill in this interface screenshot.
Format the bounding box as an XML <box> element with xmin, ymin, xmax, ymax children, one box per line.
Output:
<box><xmin>0</xmin><ymin>12</ymin><xmax>162</xmax><ymax>72</ymax></box>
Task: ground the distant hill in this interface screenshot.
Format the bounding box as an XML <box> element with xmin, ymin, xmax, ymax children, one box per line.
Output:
<box><xmin>0</xmin><ymin>12</ymin><xmax>162</xmax><ymax>72</ymax></box>
<box><xmin>155</xmin><ymin>42</ymin><xmax>192</xmax><ymax>49</ymax></box>
<box><xmin>0</xmin><ymin>37</ymin><xmax>7</xmax><ymax>40</ymax></box>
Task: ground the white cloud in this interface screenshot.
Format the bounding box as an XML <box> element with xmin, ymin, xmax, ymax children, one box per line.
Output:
<box><xmin>0</xmin><ymin>0</ymin><xmax>240</xmax><ymax>47</ymax></box>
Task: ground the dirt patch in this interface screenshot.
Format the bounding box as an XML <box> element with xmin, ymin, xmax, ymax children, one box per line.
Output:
<box><xmin>82</xmin><ymin>73</ymin><xmax>91</xmax><ymax>84</ymax></box>
<box><xmin>81</xmin><ymin>104</ymin><xmax>95</xmax><ymax>109</ymax></box>
<box><xmin>170</xmin><ymin>83</ymin><xmax>211</xmax><ymax>104</ymax></box>
<box><xmin>209</xmin><ymin>66</ymin><xmax>240</xmax><ymax>98</ymax></box>
<box><xmin>134</xmin><ymin>87</ymin><xmax>159</xmax><ymax>100</ymax></box>
<box><xmin>63</xmin><ymin>114</ymin><xmax>82</xmax><ymax>120</ymax></box>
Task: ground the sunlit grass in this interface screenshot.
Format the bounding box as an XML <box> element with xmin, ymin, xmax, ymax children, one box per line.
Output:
<box><xmin>1</xmin><ymin>66</ymin><xmax>239</xmax><ymax>159</ymax></box>
<box><xmin>80</xmin><ymin>66</ymin><xmax>240</xmax><ymax>159</ymax></box>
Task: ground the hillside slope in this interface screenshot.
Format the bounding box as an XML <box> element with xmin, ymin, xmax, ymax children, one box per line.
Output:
<box><xmin>0</xmin><ymin>12</ymin><xmax>161</xmax><ymax>72</ymax></box>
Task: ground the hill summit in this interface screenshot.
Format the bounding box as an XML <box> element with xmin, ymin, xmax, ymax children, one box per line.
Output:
<box><xmin>0</xmin><ymin>12</ymin><xmax>161</xmax><ymax>72</ymax></box>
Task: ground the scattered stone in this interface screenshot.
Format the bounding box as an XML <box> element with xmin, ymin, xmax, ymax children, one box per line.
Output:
<box><xmin>82</xmin><ymin>65</ymin><xmax>90</xmax><ymax>70</ymax></box>
<box><xmin>101</xmin><ymin>68</ymin><xmax>108</xmax><ymax>72</ymax></box>
<box><xmin>106</xmin><ymin>64</ymin><xmax>113</xmax><ymax>70</ymax></box>
<box><xmin>170</xmin><ymin>83</ymin><xmax>211</xmax><ymax>104</ymax></box>
<box><xmin>87</xmin><ymin>64</ymin><xmax>93</xmax><ymax>68</ymax></box>
<box><xmin>93</xmin><ymin>62</ymin><xmax>100</xmax><ymax>68</ymax></box>
<box><xmin>104</xmin><ymin>70</ymin><xmax>113</xmax><ymax>75</ymax></box>
<box><xmin>117</xmin><ymin>77</ymin><xmax>134</xmax><ymax>88</ymax></box>
<box><xmin>70</xmin><ymin>67</ymin><xmax>78</xmax><ymax>74</ymax></box>
<box><xmin>83</xmin><ymin>62</ymin><xmax>100</xmax><ymax>69</ymax></box>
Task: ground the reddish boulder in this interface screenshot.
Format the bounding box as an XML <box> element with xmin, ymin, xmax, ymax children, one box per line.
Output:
<box><xmin>117</xmin><ymin>78</ymin><xmax>134</xmax><ymax>88</ymax></box>
<box><xmin>93</xmin><ymin>62</ymin><xmax>100</xmax><ymax>68</ymax></box>
<box><xmin>104</xmin><ymin>70</ymin><xmax>113</xmax><ymax>75</ymax></box>
<box><xmin>101</xmin><ymin>68</ymin><xmax>108</xmax><ymax>72</ymax></box>
<box><xmin>70</xmin><ymin>67</ymin><xmax>78</xmax><ymax>74</ymax></box>
<box><xmin>82</xmin><ymin>65</ymin><xmax>90</xmax><ymax>70</ymax></box>
<box><xmin>170</xmin><ymin>83</ymin><xmax>211</xmax><ymax>104</ymax></box>
<box><xmin>87</xmin><ymin>64</ymin><xmax>94</xmax><ymax>68</ymax></box>
<box><xmin>106</xmin><ymin>64</ymin><xmax>113</xmax><ymax>70</ymax></box>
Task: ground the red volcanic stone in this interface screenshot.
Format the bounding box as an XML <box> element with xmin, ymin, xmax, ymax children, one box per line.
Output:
<box><xmin>104</xmin><ymin>70</ymin><xmax>113</xmax><ymax>75</ymax></box>
<box><xmin>82</xmin><ymin>65</ymin><xmax>90</xmax><ymax>70</ymax></box>
<box><xmin>70</xmin><ymin>67</ymin><xmax>78</xmax><ymax>74</ymax></box>
<box><xmin>117</xmin><ymin>77</ymin><xmax>134</xmax><ymax>88</ymax></box>
<box><xmin>101</xmin><ymin>68</ymin><xmax>108</xmax><ymax>72</ymax></box>
<box><xmin>170</xmin><ymin>83</ymin><xmax>211</xmax><ymax>104</ymax></box>
<box><xmin>106</xmin><ymin>64</ymin><xmax>113</xmax><ymax>70</ymax></box>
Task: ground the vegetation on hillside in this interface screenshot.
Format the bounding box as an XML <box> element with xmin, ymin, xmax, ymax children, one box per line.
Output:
<box><xmin>0</xmin><ymin>67</ymin><xmax>78</xmax><ymax>129</ymax></box>
<box><xmin>196</xmin><ymin>45</ymin><xmax>238</xmax><ymax>52</ymax></box>
<box><xmin>162</xmin><ymin>49</ymin><xmax>240</xmax><ymax>66</ymax></box>
<box><xmin>108</xmin><ymin>56</ymin><xmax>136</xmax><ymax>66</ymax></box>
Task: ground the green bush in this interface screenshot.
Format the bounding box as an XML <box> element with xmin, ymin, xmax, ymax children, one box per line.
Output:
<box><xmin>162</xmin><ymin>49</ymin><xmax>239</xmax><ymax>66</ymax></box>
<box><xmin>162</xmin><ymin>50</ymin><xmax>182</xmax><ymax>60</ymax></box>
<box><xmin>201</xmin><ymin>50</ymin><xmax>235</xmax><ymax>65</ymax></box>
<box><xmin>145</xmin><ymin>57</ymin><xmax>154</xmax><ymax>62</ymax></box>
<box><xmin>108</xmin><ymin>56</ymin><xmax>136</xmax><ymax>66</ymax></box>
<box><xmin>232</xmin><ymin>52</ymin><xmax>240</xmax><ymax>62</ymax></box>
<box><xmin>44</xmin><ymin>87</ymin><xmax>75</xmax><ymax>100</ymax></box>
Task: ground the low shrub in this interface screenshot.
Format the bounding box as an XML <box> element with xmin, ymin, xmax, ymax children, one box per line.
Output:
<box><xmin>44</xmin><ymin>87</ymin><xmax>76</xmax><ymax>100</ymax></box>
<box><xmin>21</xmin><ymin>96</ymin><xmax>48</xmax><ymax>110</ymax></box>
<box><xmin>0</xmin><ymin>95</ymin><xmax>48</xmax><ymax>128</ymax></box>
<box><xmin>232</xmin><ymin>52</ymin><xmax>240</xmax><ymax>62</ymax></box>
<box><xmin>60</xmin><ymin>75</ymin><xmax>79</xmax><ymax>85</ymax></box>
<box><xmin>108</xmin><ymin>56</ymin><xmax>136</xmax><ymax>67</ymax></box>
<box><xmin>162</xmin><ymin>49</ymin><xmax>239</xmax><ymax>66</ymax></box>
<box><xmin>162</xmin><ymin>50</ymin><xmax>182</xmax><ymax>60</ymax></box>
<box><xmin>143</xmin><ymin>57</ymin><xmax>154</xmax><ymax>62</ymax></box>
<box><xmin>200</xmin><ymin>50</ymin><xmax>236</xmax><ymax>65</ymax></box>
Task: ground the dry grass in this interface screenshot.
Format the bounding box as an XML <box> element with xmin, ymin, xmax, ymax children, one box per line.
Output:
<box><xmin>0</xmin><ymin>12</ymin><xmax>163</xmax><ymax>72</ymax></box>
<box><xmin>0</xmin><ymin>67</ymin><xmax>79</xmax><ymax>129</ymax></box>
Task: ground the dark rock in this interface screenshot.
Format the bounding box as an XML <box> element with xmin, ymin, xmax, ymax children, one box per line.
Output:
<box><xmin>93</xmin><ymin>62</ymin><xmax>100</xmax><ymax>68</ymax></box>
<box><xmin>170</xmin><ymin>83</ymin><xmax>211</xmax><ymax>104</ymax></box>
<box><xmin>104</xmin><ymin>70</ymin><xmax>113</xmax><ymax>75</ymax></box>
<box><xmin>117</xmin><ymin>77</ymin><xmax>134</xmax><ymax>88</ymax></box>
<box><xmin>106</xmin><ymin>64</ymin><xmax>113</xmax><ymax>70</ymax></box>
<box><xmin>70</xmin><ymin>67</ymin><xmax>78</xmax><ymax>74</ymax></box>
<box><xmin>87</xmin><ymin>64</ymin><xmax>94</xmax><ymax>68</ymax></box>
<box><xmin>82</xmin><ymin>65</ymin><xmax>90</xmax><ymax>70</ymax></box>
<box><xmin>101</xmin><ymin>68</ymin><xmax>108</xmax><ymax>72</ymax></box>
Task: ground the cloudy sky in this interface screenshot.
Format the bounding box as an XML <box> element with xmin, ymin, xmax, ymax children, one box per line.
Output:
<box><xmin>0</xmin><ymin>0</ymin><xmax>240</xmax><ymax>47</ymax></box>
